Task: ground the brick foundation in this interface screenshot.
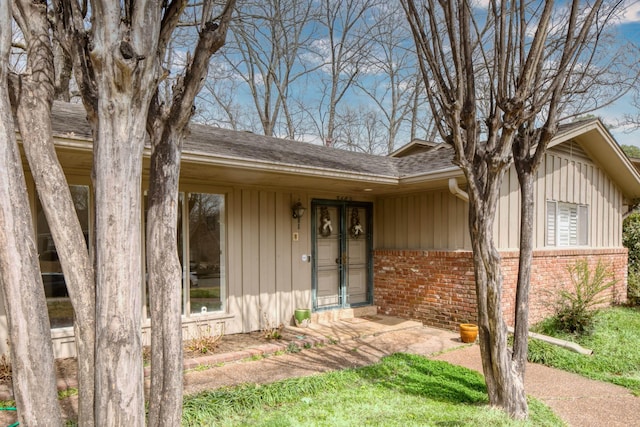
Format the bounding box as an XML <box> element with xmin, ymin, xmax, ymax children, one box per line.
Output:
<box><xmin>374</xmin><ymin>248</ymin><xmax>628</xmax><ymax>330</ymax></box>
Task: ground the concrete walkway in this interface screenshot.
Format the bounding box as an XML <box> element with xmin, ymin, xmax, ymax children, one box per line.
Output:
<box><xmin>435</xmin><ymin>345</ymin><xmax>640</xmax><ymax>427</ymax></box>
<box><xmin>182</xmin><ymin>315</ymin><xmax>462</xmax><ymax>394</ymax></box>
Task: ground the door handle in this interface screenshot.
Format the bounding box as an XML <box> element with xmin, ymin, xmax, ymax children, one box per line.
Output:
<box><xmin>335</xmin><ymin>254</ymin><xmax>348</xmax><ymax>264</ymax></box>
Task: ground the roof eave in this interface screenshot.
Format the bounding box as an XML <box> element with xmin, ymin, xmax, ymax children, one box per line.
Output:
<box><xmin>399</xmin><ymin>166</ymin><xmax>464</xmax><ymax>184</ymax></box>
<box><xmin>554</xmin><ymin>121</ymin><xmax>640</xmax><ymax>200</ymax></box>
<box><xmin>180</xmin><ymin>151</ymin><xmax>400</xmax><ymax>185</ymax></box>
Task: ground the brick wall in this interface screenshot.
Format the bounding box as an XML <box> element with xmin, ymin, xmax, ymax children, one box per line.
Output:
<box><xmin>374</xmin><ymin>248</ymin><xmax>628</xmax><ymax>330</ymax></box>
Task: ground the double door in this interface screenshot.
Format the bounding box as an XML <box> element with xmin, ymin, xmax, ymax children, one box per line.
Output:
<box><xmin>312</xmin><ymin>200</ymin><xmax>372</xmax><ymax>310</ymax></box>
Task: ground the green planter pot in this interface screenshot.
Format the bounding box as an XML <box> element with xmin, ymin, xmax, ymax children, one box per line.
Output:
<box><xmin>294</xmin><ymin>308</ymin><xmax>311</xmax><ymax>327</ymax></box>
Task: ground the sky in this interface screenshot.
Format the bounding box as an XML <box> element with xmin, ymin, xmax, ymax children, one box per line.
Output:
<box><xmin>598</xmin><ymin>2</ymin><xmax>640</xmax><ymax>147</ymax></box>
<box><xmin>205</xmin><ymin>1</ymin><xmax>640</xmax><ymax>152</ymax></box>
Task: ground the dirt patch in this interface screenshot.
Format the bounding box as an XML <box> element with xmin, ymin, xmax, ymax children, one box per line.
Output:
<box><xmin>0</xmin><ymin>328</ymin><xmax>305</xmax><ymax>392</ymax></box>
<box><xmin>182</xmin><ymin>328</ymin><xmax>302</xmax><ymax>359</ymax></box>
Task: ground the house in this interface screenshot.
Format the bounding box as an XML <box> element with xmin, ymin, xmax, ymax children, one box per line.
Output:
<box><xmin>5</xmin><ymin>102</ymin><xmax>640</xmax><ymax>358</ymax></box>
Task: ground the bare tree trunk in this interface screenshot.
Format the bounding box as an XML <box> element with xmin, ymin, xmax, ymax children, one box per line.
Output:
<box><xmin>66</xmin><ymin>2</ymin><xmax>165</xmax><ymax>423</ymax></box>
<box><xmin>53</xmin><ymin>41</ymin><xmax>73</xmax><ymax>102</ymax></box>
<box><xmin>9</xmin><ymin>2</ymin><xmax>96</xmax><ymax>424</ymax></box>
<box><xmin>0</xmin><ymin>4</ymin><xmax>61</xmax><ymax>424</ymax></box>
<box><xmin>146</xmin><ymin>124</ymin><xmax>184</xmax><ymax>427</ymax></box>
<box><xmin>468</xmin><ymin>179</ymin><xmax>528</xmax><ymax>420</ymax></box>
<box><xmin>511</xmin><ymin>123</ymin><xmax>558</xmax><ymax>407</ymax></box>
<box><xmin>512</xmin><ymin>169</ymin><xmax>533</xmax><ymax>376</ymax></box>
<box><xmin>92</xmin><ymin>97</ymin><xmax>148</xmax><ymax>425</ymax></box>
<box><xmin>14</xmin><ymin>97</ymin><xmax>96</xmax><ymax>427</ymax></box>
<box><xmin>147</xmin><ymin>4</ymin><xmax>236</xmax><ymax>425</ymax></box>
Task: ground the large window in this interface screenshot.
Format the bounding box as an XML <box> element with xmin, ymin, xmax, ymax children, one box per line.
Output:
<box><xmin>186</xmin><ymin>193</ymin><xmax>225</xmax><ymax>314</ymax></box>
<box><xmin>38</xmin><ymin>187</ymin><xmax>225</xmax><ymax>329</ymax></box>
<box><xmin>37</xmin><ymin>185</ymin><xmax>90</xmax><ymax>329</ymax></box>
<box><xmin>144</xmin><ymin>191</ymin><xmax>225</xmax><ymax>317</ymax></box>
<box><xmin>546</xmin><ymin>200</ymin><xmax>588</xmax><ymax>247</ymax></box>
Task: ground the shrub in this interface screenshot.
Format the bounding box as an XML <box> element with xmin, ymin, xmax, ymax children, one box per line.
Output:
<box><xmin>628</xmin><ymin>270</ymin><xmax>640</xmax><ymax>306</ymax></box>
<box><xmin>286</xmin><ymin>342</ymin><xmax>301</xmax><ymax>353</ymax></box>
<box><xmin>0</xmin><ymin>353</ymin><xmax>11</xmax><ymax>382</ymax></box>
<box><xmin>623</xmin><ymin>213</ymin><xmax>640</xmax><ymax>270</ymax></box>
<box><xmin>260</xmin><ymin>310</ymin><xmax>283</xmax><ymax>340</ymax></box>
<box><xmin>623</xmin><ymin>212</ymin><xmax>640</xmax><ymax>305</ymax></box>
<box><xmin>551</xmin><ymin>259</ymin><xmax>617</xmax><ymax>335</ymax></box>
<box><xmin>185</xmin><ymin>321</ymin><xmax>224</xmax><ymax>355</ymax></box>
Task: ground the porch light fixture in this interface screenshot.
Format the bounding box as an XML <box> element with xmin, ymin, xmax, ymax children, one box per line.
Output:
<box><xmin>292</xmin><ymin>201</ymin><xmax>306</xmax><ymax>229</ymax></box>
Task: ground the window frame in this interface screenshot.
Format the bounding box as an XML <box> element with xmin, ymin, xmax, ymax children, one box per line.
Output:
<box><xmin>546</xmin><ymin>200</ymin><xmax>589</xmax><ymax>247</ymax></box>
<box><xmin>142</xmin><ymin>190</ymin><xmax>227</xmax><ymax>320</ymax></box>
<box><xmin>35</xmin><ymin>182</ymin><xmax>92</xmax><ymax>330</ymax></box>
<box><xmin>182</xmin><ymin>191</ymin><xmax>226</xmax><ymax>317</ymax></box>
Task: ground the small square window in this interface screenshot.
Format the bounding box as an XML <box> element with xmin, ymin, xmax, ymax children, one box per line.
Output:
<box><xmin>546</xmin><ymin>200</ymin><xmax>588</xmax><ymax>247</ymax></box>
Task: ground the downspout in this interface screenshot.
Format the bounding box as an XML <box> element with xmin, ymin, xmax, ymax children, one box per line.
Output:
<box><xmin>448</xmin><ymin>178</ymin><xmax>469</xmax><ymax>202</ymax></box>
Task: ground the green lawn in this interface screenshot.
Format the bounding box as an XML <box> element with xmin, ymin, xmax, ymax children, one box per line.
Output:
<box><xmin>182</xmin><ymin>353</ymin><xmax>562</xmax><ymax>426</ymax></box>
<box><xmin>529</xmin><ymin>306</ymin><xmax>640</xmax><ymax>394</ymax></box>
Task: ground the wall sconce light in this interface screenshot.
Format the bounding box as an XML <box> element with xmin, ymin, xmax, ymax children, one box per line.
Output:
<box><xmin>292</xmin><ymin>201</ymin><xmax>306</xmax><ymax>229</ymax></box>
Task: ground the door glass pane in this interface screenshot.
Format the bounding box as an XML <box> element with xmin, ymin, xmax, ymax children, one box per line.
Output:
<box><xmin>315</xmin><ymin>205</ymin><xmax>341</xmax><ymax>308</ymax></box>
<box><xmin>347</xmin><ymin>207</ymin><xmax>368</xmax><ymax>305</ymax></box>
<box><xmin>37</xmin><ymin>185</ymin><xmax>90</xmax><ymax>329</ymax></box>
<box><xmin>188</xmin><ymin>193</ymin><xmax>224</xmax><ymax>314</ymax></box>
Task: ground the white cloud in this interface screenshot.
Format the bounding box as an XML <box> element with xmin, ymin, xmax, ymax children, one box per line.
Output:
<box><xmin>471</xmin><ymin>0</ymin><xmax>490</xmax><ymax>8</ymax></box>
<box><xmin>621</xmin><ymin>1</ymin><xmax>640</xmax><ymax>23</ymax></box>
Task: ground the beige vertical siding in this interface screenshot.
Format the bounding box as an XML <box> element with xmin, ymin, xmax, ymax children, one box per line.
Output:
<box><xmin>376</xmin><ymin>140</ymin><xmax>624</xmax><ymax>252</ymax></box>
<box><xmin>375</xmin><ymin>190</ymin><xmax>471</xmax><ymax>250</ymax></box>
<box><xmin>494</xmin><ymin>167</ymin><xmax>522</xmax><ymax>249</ymax></box>
<box><xmin>227</xmin><ymin>188</ymin><xmax>311</xmax><ymax>334</ymax></box>
<box><xmin>495</xmin><ymin>141</ymin><xmax>624</xmax><ymax>249</ymax></box>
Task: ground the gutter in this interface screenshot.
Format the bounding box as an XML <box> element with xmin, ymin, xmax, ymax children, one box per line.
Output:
<box><xmin>448</xmin><ymin>178</ymin><xmax>469</xmax><ymax>202</ymax></box>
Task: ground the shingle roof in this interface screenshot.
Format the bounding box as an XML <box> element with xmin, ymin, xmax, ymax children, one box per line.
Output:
<box><xmin>47</xmin><ymin>101</ymin><xmax>600</xmax><ymax>182</ymax></box>
<box><xmin>185</xmin><ymin>122</ymin><xmax>400</xmax><ymax>177</ymax></box>
<box><xmin>50</xmin><ymin>101</ymin><xmax>405</xmax><ymax>178</ymax></box>
<box><xmin>396</xmin><ymin>144</ymin><xmax>457</xmax><ymax>176</ymax></box>
<box><xmin>50</xmin><ymin>101</ymin><xmax>93</xmax><ymax>139</ymax></box>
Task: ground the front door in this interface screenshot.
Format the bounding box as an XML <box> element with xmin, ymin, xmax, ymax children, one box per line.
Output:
<box><xmin>312</xmin><ymin>200</ymin><xmax>372</xmax><ymax>311</ymax></box>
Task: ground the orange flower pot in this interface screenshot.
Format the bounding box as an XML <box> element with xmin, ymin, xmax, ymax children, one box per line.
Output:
<box><xmin>459</xmin><ymin>323</ymin><xmax>478</xmax><ymax>343</ymax></box>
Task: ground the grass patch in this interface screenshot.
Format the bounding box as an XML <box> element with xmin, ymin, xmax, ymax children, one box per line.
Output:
<box><xmin>58</xmin><ymin>387</ymin><xmax>78</xmax><ymax>399</ymax></box>
<box><xmin>286</xmin><ymin>342</ymin><xmax>301</xmax><ymax>353</ymax></box>
<box><xmin>188</xmin><ymin>364</ymin><xmax>213</xmax><ymax>373</ymax></box>
<box><xmin>182</xmin><ymin>353</ymin><xmax>562</xmax><ymax>426</ymax></box>
<box><xmin>530</xmin><ymin>306</ymin><xmax>640</xmax><ymax>393</ymax></box>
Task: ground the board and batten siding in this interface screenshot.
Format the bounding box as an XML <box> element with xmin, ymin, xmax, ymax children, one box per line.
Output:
<box><xmin>375</xmin><ymin>141</ymin><xmax>624</xmax><ymax>252</ymax></box>
<box><xmin>375</xmin><ymin>190</ymin><xmax>471</xmax><ymax>250</ymax></box>
<box><xmin>497</xmin><ymin>141</ymin><xmax>623</xmax><ymax>249</ymax></box>
<box><xmin>226</xmin><ymin>188</ymin><xmax>311</xmax><ymax>334</ymax></box>
<box><xmin>544</xmin><ymin>143</ymin><xmax>622</xmax><ymax>248</ymax></box>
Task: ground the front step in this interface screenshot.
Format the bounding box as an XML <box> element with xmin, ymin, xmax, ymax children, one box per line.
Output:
<box><xmin>311</xmin><ymin>306</ymin><xmax>377</xmax><ymax>324</ymax></box>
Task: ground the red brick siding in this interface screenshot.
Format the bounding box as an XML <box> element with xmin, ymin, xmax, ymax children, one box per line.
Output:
<box><xmin>374</xmin><ymin>248</ymin><xmax>628</xmax><ymax>330</ymax></box>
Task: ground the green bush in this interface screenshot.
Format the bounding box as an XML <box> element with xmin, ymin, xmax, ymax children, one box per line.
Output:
<box><xmin>623</xmin><ymin>213</ymin><xmax>640</xmax><ymax>306</ymax></box>
<box><xmin>628</xmin><ymin>270</ymin><xmax>640</xmax><ymax>306</ymax></box>
<box><xmin>551</xmin><ymin>259</ymin><xmax>617</xmax><ymax>335</ymax></box>
<box><xmin>623</xmin><ymin>213</ymin><xmax>640</xmax><ymax>270</ymax></box>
